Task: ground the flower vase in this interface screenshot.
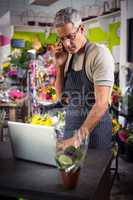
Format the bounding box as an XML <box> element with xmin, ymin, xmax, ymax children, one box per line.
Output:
<box><xmin>60</xmin><ymin>168</ymin><xmax>80</xmax><ymax>190</ymax></box>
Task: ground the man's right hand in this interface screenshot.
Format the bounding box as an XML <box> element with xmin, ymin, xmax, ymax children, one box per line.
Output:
<box><xmin>54</xmin><ymin>43</ymin><xmax>68</xmax><ymax>99</ymax></box>
<box><xmin>54</xmin><ymin>43</ymin><xmax>68</xmax><ymax>68</ymax></box>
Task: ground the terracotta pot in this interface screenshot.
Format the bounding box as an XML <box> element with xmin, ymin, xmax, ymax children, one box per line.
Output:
<box><xmin>60</xmin><ymin>169</ymin><xmax>80</xmax><ymax>190</ymax></box>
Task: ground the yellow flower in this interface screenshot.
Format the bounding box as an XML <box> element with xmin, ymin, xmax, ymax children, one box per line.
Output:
<box><xmin>112</xmin><ymin>85</ymin><xmax>122</xmax><ymax>96</ymax></box>
<box><xmin>2</xmin><ymin>63</ymin><xmax>10</xmax><ymax>69</ymax></box>
<box><xmin>52</xmin><ymin>94</ymin><xmax>57</xmax><ymax>102</ymax></box>
<box><xmin>112</xmin><ymin>117</ymin><xmax>121</xmax><ymax>134</ymax></box>
<box><xmin>31</xmin><ymin>115</ymin><xmax>41</xmax><ymax>124</ymax></box>
<box><xmin>30</xmin><ymin>114</ymin><xmax>53</xmax><ymax>126</ymax></box>
<box><xmin>42</xmin><ymin>118</ymin><xmax>53</xmax><ymax>126</ymax></box>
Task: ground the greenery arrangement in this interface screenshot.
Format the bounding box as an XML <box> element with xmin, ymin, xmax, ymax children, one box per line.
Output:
<box><xmin>126</xmin><ymin>127</ymin><xmax>133</xmax><ymax>145</ymax></box>
<box><xmin>55</xmin><ymin>146</ymin><xmax>84</xmax><ymax>172</ymax></box>
<box><xmin>127</xmin><ymin>134</ymin><xmax>133</xmax><ymax>144</ymax></box>
<box><xmin>10</xmin><ymin>41</ymin><xmax>32</xmax><ymax>69</ymax></box>
<box><xmin>10</xmin><ymin>50</ymin><xmax>29</xmax><ymax>69</ymax></box>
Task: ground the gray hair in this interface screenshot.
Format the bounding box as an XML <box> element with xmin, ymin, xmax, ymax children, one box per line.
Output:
<box><xmin>54</xmin><ymin>7</ymin><xmax>82</xmax><ymax>28</ymax></box>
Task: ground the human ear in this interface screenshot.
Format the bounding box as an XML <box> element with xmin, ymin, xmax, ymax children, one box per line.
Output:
<box><xmin>79</xmin><ymin>25</ymin><xmax>85</xmax><ymax>33</ymax></box>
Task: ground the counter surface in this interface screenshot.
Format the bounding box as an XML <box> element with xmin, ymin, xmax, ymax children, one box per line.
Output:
<box><xmin>0</xmin><ymin>142</ymin><xmax>112</xmax><ymax>200</ymax></box>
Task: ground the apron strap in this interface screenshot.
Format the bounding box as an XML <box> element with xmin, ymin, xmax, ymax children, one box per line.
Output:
<box><xmin>65</xmin><ymin>41</ymin><xmax>91</xmax><ymax>74</ymax></box>
<box><xmin>67</xmin><ymin>54</ymin><xmax>74</xmax><ymax>73</ymax></box>
<box><xmin>83</xmin><ymin>42</ymin><xmax>92</xmax><ymax>71</ymax></box>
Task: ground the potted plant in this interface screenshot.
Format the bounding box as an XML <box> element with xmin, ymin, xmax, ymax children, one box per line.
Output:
<box><xmin>55</xmin><ymin>145</ymin><xmax>85</xmax><ymax>190</ymax></box>
<box><xmin>117</xmin><ymin>125</ymin><xmax>133</xmax><ymax>162</ymax></box>
<box><xmin>117</xmin><ymin>129</ymin><xmax>128</xmax><ymax>154</ymax></box>
<box><xmin>10</xmin><ymin>49</ymin><xmax>29</xmax><ymax>78</ymax></box>
<box><xmin>9</xmin><ymin>41</ymin><xmax>32</xmax><ymax>78</ymax></box>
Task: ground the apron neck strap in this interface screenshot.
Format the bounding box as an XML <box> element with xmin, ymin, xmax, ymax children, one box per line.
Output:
<box><xmin>67</xmin><ymin>41</ymin><xmax>90</xmax><ymax>73</ymax></box>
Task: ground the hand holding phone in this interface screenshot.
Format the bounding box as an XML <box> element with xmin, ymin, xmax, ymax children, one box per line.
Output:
<box><xmin>55</xmin><ymin>42</ymin><xmax>68</xmax><ymax>68</ymax></box>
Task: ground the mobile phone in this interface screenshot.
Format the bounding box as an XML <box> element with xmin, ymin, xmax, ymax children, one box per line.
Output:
<box><xmin>57</xmin><ymin>41</ymin><xmax>67</xmax><ymax>52</ymax></box>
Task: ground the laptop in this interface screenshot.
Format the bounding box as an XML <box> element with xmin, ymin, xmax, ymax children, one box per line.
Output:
<box><xmin>8</xmin><ymin>121</ymin><xmax>57</xmax><ymax>166</ymax></box>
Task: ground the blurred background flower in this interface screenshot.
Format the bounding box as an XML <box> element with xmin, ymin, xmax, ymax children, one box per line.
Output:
<box><xmin>111</xmin><ymin>84</ymin><xmax>122</xmax><ymax>105</ymax></box>
<box><xmin>112</xmin><ymin>117</ymin><xmax>122</xmax><ymax>135</ymax></box>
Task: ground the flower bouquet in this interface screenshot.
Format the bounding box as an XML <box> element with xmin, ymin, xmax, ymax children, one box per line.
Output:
<box><xmin>55</xmin><ymin>145</ymin><xmax>85</xmax><ymax>189</ymax></box>
<box><xmin>112</xmin><ymin>117</ymin><xmax>122</xmax><ymax>156</ymax></box>
<box><xmin>115</xmin><ymin>124</ymin><xmax>133</xmax><ymax>158</ymax></box>
<box><xmin>8</xmin><ymin>89</ymin><xmax>25</xmax><ymax>101</ymax></box>
<box><xmin>111</xmin><ymin>85</ymin><xmax>122</xmax><ymax>105</ymax></box>
<box><xmin>112</xmin><ymin>117</ymin><xmax>122</xmax><ymax>136</ymax></box>
<box><xmin>30</xmin><ymin>113</ymin><xmax>54</xmax><ymax>126</ymax></box>
<box><xmin>7</xmin><ymin>68</ymin><xmax>17</xmax><ymax>78</ymax></box>
<box><xmin>37</xmin><ymin>85</ymin><xmax>57</xmax><ymax>104</ymax></box>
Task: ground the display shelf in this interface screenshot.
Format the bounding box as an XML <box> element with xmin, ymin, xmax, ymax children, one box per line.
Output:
<box><xmin>37</xmin><ymin>100</ymin><xmax>57</xmax><ymax>106</ymax></box>
<box><xmin>14</xmin><ymin>11</ymin><xmax>121</xmax><ymax>31</ymax></box>
<box><xmin>83</xmin><ymin>10</ymin><xmax>121</xmax><ymax>24</ymax></box>
<box><xmin>14</xmin><ymin>25</ymin><xmax>48</xmax><ymax>32</ymax></box>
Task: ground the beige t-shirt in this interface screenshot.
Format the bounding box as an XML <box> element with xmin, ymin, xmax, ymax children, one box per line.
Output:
<box><xmin>64</xmin><ymin>43</ymin><xmax>115</xmax><ymax>87</ymax></box>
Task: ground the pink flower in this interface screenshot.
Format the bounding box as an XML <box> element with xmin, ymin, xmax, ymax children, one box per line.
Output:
<box><xmin>8</xmin><ymin>89</ymin><xmax>24</xmax><ymax>99</ymax></box>
<box><xmin>118</xmin><ymin>130</ymin><xmax>128</xmax><ymax>143</ymax></box>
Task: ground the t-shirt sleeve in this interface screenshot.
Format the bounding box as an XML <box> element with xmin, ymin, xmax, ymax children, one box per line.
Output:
<box><xmin>90</xmin><ymin>45</ymin><xmax>115</xmax><ymax>86</ymax></box>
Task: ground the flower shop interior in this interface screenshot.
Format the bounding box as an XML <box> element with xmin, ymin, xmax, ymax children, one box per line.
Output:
<box><xmin>0</xmin><ymin>0</ymin><xmax>133</xmax><ymax>200</ymax></box>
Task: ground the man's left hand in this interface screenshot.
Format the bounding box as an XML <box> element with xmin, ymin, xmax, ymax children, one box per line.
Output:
<box><xmin>57</xmin><ymin>134</ymin><xmax>80</xmax><ymax>151</ymax></box>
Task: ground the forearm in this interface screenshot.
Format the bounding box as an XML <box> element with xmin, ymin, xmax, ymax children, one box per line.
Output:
<box><xmin>54</xmin><ymin>48</ymin><xmax>68</xmax><ymax>99</ymax></box>
<box><xmin>78</xmin><ymin>102</ymin><xmax>109</xmax><ymax>140</ymax></box>
<box><xmin>61</xmin><ymin>102</ymin><xmax>109</xmax><ymax>150</ymax></box>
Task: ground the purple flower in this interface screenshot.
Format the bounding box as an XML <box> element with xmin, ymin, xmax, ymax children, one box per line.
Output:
<box><xmin>7</xmin><ymin>70</ymin><xmax>17</xmax><ymax>77</ymax></box>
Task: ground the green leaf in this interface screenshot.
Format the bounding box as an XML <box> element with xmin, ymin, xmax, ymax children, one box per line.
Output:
<box><xmin>127</xmin><ymin>135</ymin><xmax>133</xmax><ymax>144</ymax></box>
<box><xmin>58</xmin><ymin>155</ymin><xmax>73</xmax><ymax>166</ymax></box>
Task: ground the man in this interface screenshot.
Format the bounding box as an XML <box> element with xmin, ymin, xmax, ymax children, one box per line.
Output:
<box><xmin>54</xmin><ymin>7</ymin><xmax>114</xmax><ymax>150</ymax></box>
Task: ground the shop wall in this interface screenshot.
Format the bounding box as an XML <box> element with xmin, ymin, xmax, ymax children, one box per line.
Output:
<box><xmin>84</xmin><ymin>15</ymin><xmax>121</xmax><ymax>65</ymax></box>
<box><xmin>12</xmin><ymin>31</ymin><xmax>57</xmax><ymax>48</ymax></box>
<box><xmin>127</xmin><ymin>0</ymin><xmax>133</xmax><ymax>19</ymax></box>
<box><xmin>0</xmin><ymin>12</ymin><xmax>13</xmax><ymax>64</ymax></box>
<box><xmin>119</xmin><ymin>0</ymin><xmax>133</xmax><ymax>95</ymax></box>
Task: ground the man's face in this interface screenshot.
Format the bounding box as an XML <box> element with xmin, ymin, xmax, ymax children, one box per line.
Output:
<box><xmin>56</xmin><ymin>23</ymin><xmax>84</xmax><ymax>54</ymax></box>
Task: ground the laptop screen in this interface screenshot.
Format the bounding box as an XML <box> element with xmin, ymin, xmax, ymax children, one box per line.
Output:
<box><xmin>8</xmin><ymin>121</ymin><xmax>57</xmax><ymax>166</ymax></box>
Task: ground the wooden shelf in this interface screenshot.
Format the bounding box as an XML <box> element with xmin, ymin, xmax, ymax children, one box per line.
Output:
<box><xmin>14</xmin><ymin>25</ymin><xmax>48</xmax><ymax>32</ymax></box>
<box><xmin>14</xmin><ymin>10</ymin><xmax>121</xmax><ymax>31</ymax></box>
<box><xmin>83</xmin><ymin>10</ymin><xmax>121</xmax><ymax>24</ymax></box>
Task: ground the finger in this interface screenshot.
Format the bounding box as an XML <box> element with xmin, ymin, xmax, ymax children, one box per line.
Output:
<box><xmin>56</xmin><ymin>141</ymin><xmax>64</xmax><ymax>150</ymax></box>
<box><xmin>74</xmin><ymin>139</ymin><xmax>80</xmax><ymax>148</ymax></box>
